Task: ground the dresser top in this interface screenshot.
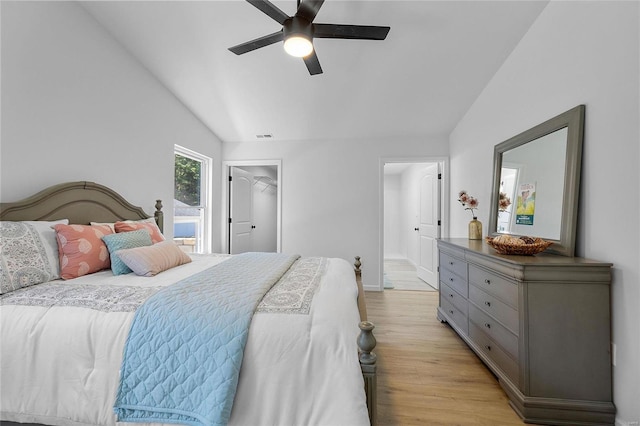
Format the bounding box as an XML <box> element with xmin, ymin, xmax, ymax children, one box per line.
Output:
<box><xmin>438</xmin><ymin>238</ymin><xmax>612</xmax><ymax>267</ymax></box>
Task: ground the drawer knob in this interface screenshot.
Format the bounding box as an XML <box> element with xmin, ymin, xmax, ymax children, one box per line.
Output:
<box><xmin>484</xmin><ymin>301</ymin><xmax>491</xmax><ymax>307</ymax></box>
<box><xmin>449</xmin><ymin>293</ymin><xmax>454</xmax><ymax>298</ymax></box>
<box><xmin>449</xmin><ymin>261</ymin><xmax>454</xmax><ymax>265</ymax></box>
<box><xmin>484</xmin><ymin>322</ymin><xmax>491</xmax><ymax>329</ymax></box>
<box><xmin>449</xmin><ymin>278</ymin><xmax>454</xmax><ymax>282</ymax></box>
<box><xmin>485</xmin><ymin>279</ymin><xmax>491</xmax><ymax>284</ymax></box>
<box><xmin>485</xmin><ymin>345</ymin><xmax>492</xmax><ymax>351</ymax></box>
<box><xmin>449</xmin><ymin>310</ymin><xmax>454</xmax><ymax>315</ymax></box>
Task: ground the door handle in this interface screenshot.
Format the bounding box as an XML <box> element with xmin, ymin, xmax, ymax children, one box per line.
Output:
<box><xmin>414</xmin><ymin>227</ymin><xmax>419</xmax><ymax>231</ymax></box>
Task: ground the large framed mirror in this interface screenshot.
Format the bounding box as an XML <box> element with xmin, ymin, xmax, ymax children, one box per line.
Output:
<box><xmin>488</xmin><ymin>105</ymin><xmax>585</xmax><ymax>257</ymax></box>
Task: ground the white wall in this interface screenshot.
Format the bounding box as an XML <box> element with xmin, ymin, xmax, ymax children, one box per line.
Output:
<box><xmin>0</xmin><ymin>1</ymin><xmax>224</xmax><ymax>251</ymax></box>
<box><xmin>449</xmin><ymin>2</ymin><xmax>639</xmax><ymax>423</ymax></box>
<box><xmin>224</xmin><ymin>137</ymin><xmax>449</xmax><ymax>290</ymax></box>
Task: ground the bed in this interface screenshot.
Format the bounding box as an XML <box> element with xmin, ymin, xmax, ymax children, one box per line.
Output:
<box><xmin>0</xmin><ymin>181</ymin><xmax>377</xmax><ymax>426</ymax></box>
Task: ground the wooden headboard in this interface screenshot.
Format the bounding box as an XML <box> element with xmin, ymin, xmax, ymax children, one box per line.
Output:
<box><xmin>0</xmin><ymin>181</ymin><xmax>163</xmax><ymax>232</ymax></box>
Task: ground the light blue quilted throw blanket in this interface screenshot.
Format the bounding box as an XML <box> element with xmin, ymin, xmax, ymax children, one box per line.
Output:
<box><xmin>114</xmin><ymin>252</ymin><xmax>300</xmax><ymax>426</ymax></box>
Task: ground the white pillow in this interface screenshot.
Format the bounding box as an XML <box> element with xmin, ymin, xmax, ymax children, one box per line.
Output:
<box><xmin>0</xmin><ymin>219</ymin><xmax>69</xmax><ymax>294</ymax></box>
<box><xmin>116</xmin><ymin>241</ymin><xmax>192</xmax><ymax>277</ymax></box>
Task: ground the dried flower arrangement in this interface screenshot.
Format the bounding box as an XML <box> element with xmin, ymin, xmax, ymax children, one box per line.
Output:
<box><xmin>458</xmin><ymin>190</ymin><xmax>479</xmax><ymax>218</ymax></box>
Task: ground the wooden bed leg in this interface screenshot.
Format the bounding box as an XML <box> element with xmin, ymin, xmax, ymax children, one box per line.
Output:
<box><xmin>358</xmin><ymin>321</ymin><xmax>377</xmax><ymax>426</ymax></box>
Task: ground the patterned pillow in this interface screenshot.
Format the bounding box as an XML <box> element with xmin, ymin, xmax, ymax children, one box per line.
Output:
<box><xmin>0</xmin><ymin>219</ymin><xmax>69</xmax><ymax>294</ymax></box>
<box><xmin>54</xmin><ymin>224</ymin><xmax>113</xmax><ymax>280</ymax></box>
<box><xmin>117</xmin><ymin>241</ymin><xmax>192</xmax><ymax>277</ymax></box>
<box><xmin>102</xmin><ymin>230</ymin><xmax>153</xmax><ymax>275</ymax></box>
<box><xmin>114</xmin><ymin>220</ymin><xmax>164</xmax><ymax>244</ymax></box>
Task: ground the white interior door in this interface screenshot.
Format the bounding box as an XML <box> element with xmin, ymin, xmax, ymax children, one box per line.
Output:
<box><xmin>230</xmin><ymin>167</ymin><xmax>253</xmax><ymax>254</ymax></box>
<box><xmin>417</xmin><ymin>164</ymin><xmax>440</xmax><ymax>287</ymax></box>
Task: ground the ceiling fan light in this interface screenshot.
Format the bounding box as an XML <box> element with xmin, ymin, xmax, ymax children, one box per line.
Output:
<box><xmin>284</xmin><ymin>36</ymin><xmax>313</xmax><ymax>57</ymax></box>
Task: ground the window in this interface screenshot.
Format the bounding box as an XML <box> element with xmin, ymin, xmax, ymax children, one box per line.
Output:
<box><xmin>174</xmin><ymin>145</ymin><xmax>211</xmax><ymax>253</ymax></box>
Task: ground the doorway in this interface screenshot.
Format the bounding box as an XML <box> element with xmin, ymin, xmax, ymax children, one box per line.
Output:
<box><xmin>223</xmin><ymin>160</ymin><xmax>282</xmax><ymax>254</ymax></box>
<box><xmin>382</xmin><ymin>160</ymin><xmax>445</xmax><ymax>291</ymax></box>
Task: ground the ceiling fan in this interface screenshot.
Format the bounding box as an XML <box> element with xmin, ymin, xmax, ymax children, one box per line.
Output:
<box><xmin>228</xmin><ymin>0</ymin><xmax>390</xmax><ymax>75</ymax></box>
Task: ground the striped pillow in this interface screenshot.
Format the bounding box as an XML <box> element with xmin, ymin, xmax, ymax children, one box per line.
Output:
<box><xmin>116</xmin><ymin>241</ymin><xmax>192</xmax><ymax>277</ymax></box>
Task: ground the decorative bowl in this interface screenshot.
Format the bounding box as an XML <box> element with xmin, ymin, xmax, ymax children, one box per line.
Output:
<box><xmin>485</xmin><ymin>236</ymin><xmax>553</xmax><ymax>255</ymax></box>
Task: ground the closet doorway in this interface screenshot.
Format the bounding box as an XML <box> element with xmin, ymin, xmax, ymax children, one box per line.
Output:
<box><xmin>382</xmin><ymin>160</ymin><xmax>445</xmax><ymax>291</ymax></box>
<box><xmin>223</xmin><ymin>160</ymin><xmax>281</xmax><ymax>254</ymax></box>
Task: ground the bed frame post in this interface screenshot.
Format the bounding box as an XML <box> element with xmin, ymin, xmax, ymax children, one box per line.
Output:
<box><xmin>355</xmin><ymin>256</ymin><xmax>367</xmax><ymax>320</ymax></box>
<box><xmin>154</xmin><ymin>200</ymin><xmax>164</xmax><ymax>233</ymax></box>
<box><xmin>354</xmin><ymin>256</ymin><xmax>377</xmax><ymax>426</ymax></box>
<box><xmin>358</xmin><ymin>321</ymin><xmax>377</xmax><ymax>426</ymax></box>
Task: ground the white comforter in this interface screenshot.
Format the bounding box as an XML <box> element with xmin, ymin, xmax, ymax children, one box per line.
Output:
<box><xmin>0</xmin><ymin>255</ymin><xmax>369</xmax><ymax>426</ymax></box>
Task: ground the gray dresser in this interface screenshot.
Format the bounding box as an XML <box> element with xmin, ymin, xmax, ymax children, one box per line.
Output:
<box><xmin>437</xmin><ymin>238</ymin><xmax>615</xmax><ymax>425</ymax></box>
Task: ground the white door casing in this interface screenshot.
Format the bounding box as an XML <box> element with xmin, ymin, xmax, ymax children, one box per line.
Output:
<box><xmin>417</xmin><ymin>163</ymin><xmax>440</xmax><ymax>287</ymax></box>
<box><xmin>230</xmin><ymin>167</ymin><xmax>253</xmax><ymax>254</ymax></box>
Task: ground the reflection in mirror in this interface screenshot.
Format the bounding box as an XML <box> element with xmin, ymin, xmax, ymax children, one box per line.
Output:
<box><xmin>497</xmin><ymin>167</ymin><xmax>517</xmax><ymax>233</ymax></box>
<box><xmin>499</xmin><ymin>127</ymin><xmax>568</xmax><ymax>239</ymax></box>
<box><xmin>489</xmin><ymin>105</ymin><xmax>584</xmax><ymax>257</ymax></box>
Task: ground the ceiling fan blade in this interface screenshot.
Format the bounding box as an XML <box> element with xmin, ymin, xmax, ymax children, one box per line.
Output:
<box><xmin>303</xmin><ymin>51</ymin><xmax>323</xmax><ymax>75</ymax></box>
<box><xmin>228</xmin><ymin>31</ymin><xmax>284</xmax><ymax>55</ymax></box>
<box><xmin>295</xmin><ymin>0</ymin><xmax>324</xmax><ymax>23</ymax></box>
<box><xmin>247</xmin><ymin>0</ymin><xmax>290</xmax><ymax>25</ymax></box>
<box><xmin>313</xmin><ymin>23</ymin><xmax>390</xmax><ymax>40</ymax></box>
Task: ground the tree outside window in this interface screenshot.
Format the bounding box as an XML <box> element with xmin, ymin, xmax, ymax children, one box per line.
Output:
<box><xmin>174</xmin><ymin>154</ymin><xmax>201</xmax><ymax>206</ymax></box>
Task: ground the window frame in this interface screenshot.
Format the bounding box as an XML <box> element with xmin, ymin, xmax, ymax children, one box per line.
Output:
<box><xmin>174</xmin><ymin>145</ymin><xmax>212</xmax><ymax>254</ymax></box>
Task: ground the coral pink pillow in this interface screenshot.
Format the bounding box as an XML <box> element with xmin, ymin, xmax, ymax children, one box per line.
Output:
<box><xmin>114</xmin><ymin>221</ymin><xmax>164</xmax><ymax>244</ymax></box>
<box><xmin>54</xmin><ymin>224</ymin><xmax>114</xmax><ymax>279</ymax></box>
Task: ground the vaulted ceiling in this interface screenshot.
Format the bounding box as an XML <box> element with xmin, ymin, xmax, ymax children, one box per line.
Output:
<box><xmin>81</xmin><ymin>1</ymin><xmax>548</xmax><ymax>143</ymax></box>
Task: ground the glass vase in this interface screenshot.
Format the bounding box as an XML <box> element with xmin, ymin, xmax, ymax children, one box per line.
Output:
<box><xmin>469</xmin><ymin>217</ymin><xmax>482</xmax><ymax>240</ymax></box>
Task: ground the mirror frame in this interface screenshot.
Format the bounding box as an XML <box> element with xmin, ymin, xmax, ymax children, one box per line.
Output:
<box><xmin>488</xmin><ymin>105</ymin><xmax>585</xmax><ymax>257</ymax></box>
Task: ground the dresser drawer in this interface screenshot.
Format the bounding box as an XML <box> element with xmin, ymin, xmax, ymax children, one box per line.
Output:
<box><xmin>469</xmin><ymin>264</ymin><xmax>518</xmax><ymax>308</ymax></box>
<box><xmin>441</xmin><ymin>282</ymin><xmax>467</xmax><ymax>315</ymax></box>
<box><xmin>468</xmin><ymin>303</ymin><xmax>518</xmax><ymax>360</ymax></box>
<box><xmin>469</xmin><ymin>321</ymin><xmax>519</xmax><ymax>387</ymax></box>
<box><xmin>441</xmin><ymin>297</ymin><xmax>468</xmax><ymax>335</ymax></box>
<box><xmin>439</xmin><ymin>267</ymin><xmax>468</xmax><ymax>298</ymax></box>
<box><xmin>439</xmin><ymin>251</ymin><xmax>468</xmax><ymax>282</ymax></box>
<box><xmin>469</xmin><ymin>284</ymin><xmax>519</xmax><ymax>335</ymax></box>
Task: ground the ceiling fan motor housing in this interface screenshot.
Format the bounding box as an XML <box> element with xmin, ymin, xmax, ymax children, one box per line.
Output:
<box><xmin>283</xmin><ymin>16</ymin><xmax>313</xmax><ymax>42</ymax></box>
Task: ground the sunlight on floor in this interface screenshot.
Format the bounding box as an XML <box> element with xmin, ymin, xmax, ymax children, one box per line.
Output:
<box><xmin>383</xmin><ymin>258</ymin><xmax>436</xmax><ymax>291</ymax></box>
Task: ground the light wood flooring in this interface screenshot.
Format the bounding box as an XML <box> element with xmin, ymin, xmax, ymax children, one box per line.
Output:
<box><xmin>365</xmin><ymin>289</ymin><xmax>526</xmax><ymax>426</ymax></box>
<box><xmin>384</xmin><ymin>258</ymin><xmax>436</xmax><ymax>291</ymax></box>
